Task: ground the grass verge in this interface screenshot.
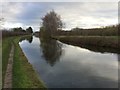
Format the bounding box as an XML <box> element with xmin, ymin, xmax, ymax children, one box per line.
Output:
<box><xmin>12</xmin><ymin>37</ymin><xmax>46</xmax><ymax>88</ymax></box>
<box><xmin>2</xmin><ymin>37</ymin><xmax>13</xmax><ymax>86</ymax></box>
<box><xmin>2</xmin><ymin>36</ymin><xmax>46</xmax><ymax>88</ymax></box>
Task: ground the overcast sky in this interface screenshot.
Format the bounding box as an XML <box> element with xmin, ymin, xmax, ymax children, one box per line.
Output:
<box><xmin>1</xmin><ymin>2</ymin><xmax>118</xmax><ymax>31</ymax></box>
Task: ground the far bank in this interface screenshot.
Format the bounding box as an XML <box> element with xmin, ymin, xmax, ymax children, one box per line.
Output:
<box><xmin>52</xmin><ymin>36</ymin><xmax>120</xmax><ymax>50</ymax></box>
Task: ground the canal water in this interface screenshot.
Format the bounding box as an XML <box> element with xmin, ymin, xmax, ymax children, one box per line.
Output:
<box><xmin>19</xmin><ymin>36</ymin><xmax>118</xmax><ymax>88</ymax></box>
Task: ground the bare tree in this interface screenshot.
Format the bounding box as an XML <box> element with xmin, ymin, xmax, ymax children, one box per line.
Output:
<box><xmin>41</xmin><ymin>10</ymin><xmax>63</xmax><ymax>36</ymax></box>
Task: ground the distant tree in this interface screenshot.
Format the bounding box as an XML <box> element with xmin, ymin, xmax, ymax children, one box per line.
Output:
<box><xmin>21</xmin><ymin>29</ymin><xmax>26</xmax><ymax>33</ymax></box>
<box><xmin>26</xmin><ymin>27</ymin><xmax>33</xmax><ymax>34</ymax></box>
<box><xmin>41</xmin><ymin>10</ymin><xmax>63</xmax><ymax>36</ymax></box>
<box><xmin>12</xmin><ymin>27</ymin><xmax>23</xmax><ymax>32</ymax></box>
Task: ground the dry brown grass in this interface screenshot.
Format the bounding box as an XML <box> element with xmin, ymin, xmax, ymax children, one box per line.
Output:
<box><xmin>53</xmin><ymin>36</ymin><xmax>119</xmax><ymax>49</ymax></box>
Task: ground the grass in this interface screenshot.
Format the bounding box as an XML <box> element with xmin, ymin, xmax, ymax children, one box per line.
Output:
<box><xmin>2</xmin><ymin>36</ymin><xmax>46</xmax><ymax>88</ymax></box>
<box><xmin>2</xmin><ymin>37</ymin><xmax>13</xmax><ymax>86</ymax></box>
<box><xmin>52</xmin><ymin>36</ymin><xmax>119</xmax><ymax>49</ymax></box>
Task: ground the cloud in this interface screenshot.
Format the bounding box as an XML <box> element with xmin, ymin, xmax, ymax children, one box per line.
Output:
<box><xmin>1</xmin><ymin>2</ymin><xmax>118</xmax><ymax>31</ymax></box>
<box><xmin>1</xmin><ymin>21</ymin><xmax>23</xmax><ymax>29</ymax></box>
<box><xmin>1</xmin><ymin>2</ymin><xmax>24</xmax><ymax>21</ymax></box>
<box><xmin>54</xmin><ymin>2</ymin><xmax>118</xmax><ymax>29</ymax></box>
<box><xmin>1</xmin><ymin>0</ymin><xmax>119</xmax><ymax>2</ymax></box>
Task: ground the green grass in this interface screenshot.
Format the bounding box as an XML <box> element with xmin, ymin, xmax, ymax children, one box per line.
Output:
<box><xmin>12</xmin><ymin>37</ymin><xmax>46</xmax><ymax>88</ymax></box>
<box><xmin>2</xmin><ymin>36</ymin><xmax>46</xmax><ymax>88</ymax></box>
<box><xmin>2</xmin><ymin>37</ymin><xmax>13</xmax><ymax>86</ymax></box>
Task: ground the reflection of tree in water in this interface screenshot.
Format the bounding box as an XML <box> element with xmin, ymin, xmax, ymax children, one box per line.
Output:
<box><xmin>39</xmin><ymin>38</ymin><xmax>62</xmax><ymax>66</ymax></box>
<box><xmin>19</xmin><ymin>36</ymin><xmax>33</xmax><ymax>43</ymax></box>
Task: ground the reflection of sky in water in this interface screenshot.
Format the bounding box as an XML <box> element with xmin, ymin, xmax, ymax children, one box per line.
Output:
<box><xmin>19</xmin><ymin>36</ymin><xmax>118</xmax><ymax>88</ymax></box>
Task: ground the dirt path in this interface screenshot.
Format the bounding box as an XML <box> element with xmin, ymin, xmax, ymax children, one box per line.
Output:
<box><xmin>3</xmin><ymin>44</ymin><xmax>14</xmax><ymax>88</ymax></box>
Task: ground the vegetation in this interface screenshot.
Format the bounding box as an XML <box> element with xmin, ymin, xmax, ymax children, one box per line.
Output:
<box><xmin>2</xmin><ymin>25</ymin><xmax>46</xmax><ymax>88</ymax></box>
<box><xmin>40</xmin><ymin>10</ymin><xmax>63</xmax><ymax>37</ymax></box>
<box><xmin>26</xmin><ymin>27</ymin><xmax>33</xmax><ymax>34</ymax></box>
<box><xmin>2</xmin><ymin>37</ymin><xmax>13</xmax><ymax>86</ymax></box>
<box><xmin>52</xmin><ymin>24</ymin><xmax>119</xmax><ymax>49</ymax></box>
<box><xmin>2</xmin><ymin>26</ymin><xmax>33</xmax><ymax>38</ymax></box>
<box><xmin>53</xmin><ymin>36</ymin><xmax>119</xmax><ymax>49</ymax></box>
<box><xmin>13</xmin><ymin>37</ymin><xmax>46</xmax><ymax>88</ymax></box>
<box><xmin>2</xmin><ymin>36</ymin><xmax>46</xmax><ymax>88</ymax></box>
<box><xmin>2</xmin><ymin>28</ymin><xmax>28</xmax><ymax>38</ymax></box>
<box><xmin>12</xmin><ymin>27</ymin><xmax>26</xmax><ymax>33</ymax></box>
<box><xmin>70</xmin><ymin>25</ymin><xmax>118</xmax><ymax>36</ymax></box>
<box><xmin>53</xmin><ymin>25</ymin><xmax>119</xmax><ymax>36</ymax></box>
<box><xmin>39</xmin><ymin>11</ymin><xmax>119</xmax><ymax>50</ymax></box>
<box><xmin>40</xmin><ymin>11</ymin><xmax>119</xmax><ymax>37</ymax></box>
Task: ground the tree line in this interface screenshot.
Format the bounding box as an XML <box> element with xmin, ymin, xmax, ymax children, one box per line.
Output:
<box><xmin>53</xmin><ymin>25</ymin><xmax>119</xmax><ymax>36</ymax></box>
<box><xmin>1</xmin><ymin>10</ymin><xmax>119</xmax><ymax>39</ymax></box>
<box><xmin>40</xmin><ymin>10</ymin><xmax>119</xmax><ymax>37</ymax></box>
<box><xmin>2</xmin><ymin>27</ymin><xmax>33</xmax><ymax>38</ymax></box>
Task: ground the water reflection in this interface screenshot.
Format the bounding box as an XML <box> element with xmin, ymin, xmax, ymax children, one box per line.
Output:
<box><xmin>60</xmin><ymin>40</ymin><xmax>120</xmax><ymax>54</ymax></box>
<box><xmin>19</xmin><ymin>36</ymin><xmax>33</xmax><ymax>43</ymax></box>
<box><xmin>39</xmin><ymin>38</ymin><xmax>63</xmax><ymax>66</ymax></box>
<box><xmin>19</xmin><ymin>36</ymin><xmax>118</xmax><ymax>88</ymax></box>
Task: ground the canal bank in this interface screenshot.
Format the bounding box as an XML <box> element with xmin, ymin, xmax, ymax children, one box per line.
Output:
<box><xmin>2</xmin><ymin>36</ymin><xmax>46</xmax><ymax>88</ymax></box>
<box><xmin>52</xmin><ymin>36</ymin><xmax>119</xmax><ymax>49</ymax></box>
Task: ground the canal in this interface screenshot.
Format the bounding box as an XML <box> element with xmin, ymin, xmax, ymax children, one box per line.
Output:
<box><xmin>19</xmin><ymin>36</ymin><xmax>118</xmax><ymax>88</ymax></box>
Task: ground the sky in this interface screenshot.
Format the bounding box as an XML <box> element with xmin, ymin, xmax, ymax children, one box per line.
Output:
<box><xmin>1</xmin><ymin>2</ymin><xmax>118</xmax><ymax>31</ymax></box>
